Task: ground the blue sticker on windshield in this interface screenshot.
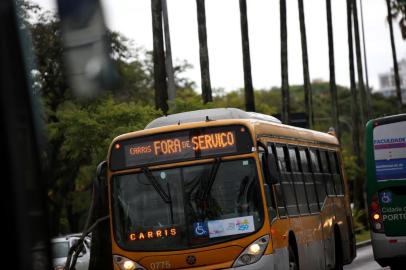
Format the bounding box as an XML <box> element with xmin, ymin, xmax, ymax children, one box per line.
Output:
<box><xmin>380</xmin><ymin>191</ymin><xmax>392</xmax><ymax>204</ymax></box>
<box><xmin>193</xmin><ymin>222</ymin><xmax>209</xmax><ymax>237</ymax></box>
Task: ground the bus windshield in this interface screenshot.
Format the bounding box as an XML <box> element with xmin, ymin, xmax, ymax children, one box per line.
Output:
<box><xmin>112</xmin><ymin>158</ymin><xmax>264</xmax><ymax>251</ymax></box>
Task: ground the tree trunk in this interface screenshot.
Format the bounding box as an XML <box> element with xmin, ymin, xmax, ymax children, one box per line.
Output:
<box><xmin>359</xmin><ymin>0</ymin><xmax>372</xmax><ymax>114</ymax></box>
<box><xmin>151</xmin><ymin>0</ymin><xmax>168</xmax><ymax>114</ymax></box>
<box><xmin>239</xmin><ymin>0</ymin><xmax>255</xmax><ymax>112</ymax></box>
<box><xmin>161</xmin><ymin>0</ymin><xmax>176</xmax><ymax>101</ymax></box>
<box><xmin>298</xmin><ymin>0</ymin><xmax>313</xmax><ymax>129</ymax></box>
<box><xmin>280</xmin><ymin>0</ymin><xmax>290</xmax><ymax>124</ymax></box>
<box><xmin>326</xmin><ymin>0</ymin><xmax>340</xmax><ymax>140</ymax></box>
<box><xmin>352</xmin><ymin>0</ymin><xmax>370</xmax><ymax>122</ymax></box>
<box><xmin>386</xmin><ymin>0</ymin><xmax>403</xmax><ymax>111</ymax></box>
<box><xmin>196</xmin><ymin>0</ymin><xmax>212</xmax><ymax>103</ymax></box>
<box><xmin>347</xmin><ymin>0</ymin><xmax>363</xmax><ymax>211</ymax></box>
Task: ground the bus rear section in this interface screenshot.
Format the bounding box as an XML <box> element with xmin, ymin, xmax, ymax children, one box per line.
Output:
<box><xmin>366</xmin><ymin>114</ymin><xmax>406</xmax><ymax>268</ymax></box>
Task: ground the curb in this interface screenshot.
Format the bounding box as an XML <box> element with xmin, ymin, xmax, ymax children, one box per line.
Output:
<box><xmin>356</xmin><ymin>239</ymin><xmax>371</xmax><ymax>248</ymax></box>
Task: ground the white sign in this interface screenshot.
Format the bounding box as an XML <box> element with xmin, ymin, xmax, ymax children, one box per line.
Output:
<box><xmin>373</xmin><ymin>121</ymin><xmax>406</xmax><ymax>181</ymax></box>
<box><xmin>207</xmin><ymin>215</ymin><xmax>255</xmax><ymax>238</ymax></box>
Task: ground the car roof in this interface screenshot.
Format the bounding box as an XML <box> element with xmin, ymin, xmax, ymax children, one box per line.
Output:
<box><xmin>51</xmin><ymin>233</ymin><xmax>91</xmax><ymax>243</ymax></box>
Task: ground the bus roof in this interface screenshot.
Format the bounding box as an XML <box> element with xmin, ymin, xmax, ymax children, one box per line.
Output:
<box><xmin>144</xmin><ymin>108</ymin><xmax>281</xmax><ymax>129</ymax></box>
<box><xmin>367</xmin><ymin>113</ymin><xmax>406</xmax><ymax>127</ymax></box>
<box><xmin>111</xmin><ymin>108</ymin><xmax>338</xmax><ymax>147</ymax></box>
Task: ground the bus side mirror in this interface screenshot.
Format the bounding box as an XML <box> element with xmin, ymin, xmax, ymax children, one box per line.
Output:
<box><xmin>96</xmin><ymin>160</ymin><xmax>107</xmax><ymax>183</ymax></box>
<box><xmin>267</xmin><ymin>154</ymin><xmax>279</xmax><ymax>185</ymax></box>
<box><xmin>95</xmin><ymin>160</ymin><xmax>108</xmax><ymax>209</ymax></box>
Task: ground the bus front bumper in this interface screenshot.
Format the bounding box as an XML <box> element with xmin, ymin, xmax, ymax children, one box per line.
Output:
<box><xmin>371</xmin><ymin>232</ymin><xmax>406</xmax><ymax>266</ymax></box>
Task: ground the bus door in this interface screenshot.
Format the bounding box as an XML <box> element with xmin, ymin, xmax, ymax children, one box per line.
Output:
<box><xmin>308</xmin><ymin>148</ymin><xmax>331</xmax><ymax>269</ymax></box>
<box><xmin>299</xmin><ymin>148</ymin><xmax>325</xmax><ymax>270</ymax></box>
<box><xmin>373</xmin><ymin>120</ymin><xmax>406</xmax><ymax>237</ymax></box>
<box><xmin>318</xmin><ymin>150</ymin><xmax>338</xmax><ymax>269</ymax></box>
<box><xmin>287</xmin><ymin>146</ymin><xmax>317</xmax><ymax>269</ymax></box>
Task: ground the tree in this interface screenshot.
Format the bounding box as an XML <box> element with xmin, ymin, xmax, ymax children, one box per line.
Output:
<box><xmin>196</xmin><ymin>0</ymin><xmax>213</xmax><ymax>103</ymax></box>
<box><xmin>386</xmin><ymin>0</ymin><xmax>403</xmax><ymax>111</ymax></box>
<box><xmin>352</xmin><ymin>0</ymin><xmax>370</xmax><ymax>123</ymax></box>
<box><xmin>239</xmin><ymin>0</ymin><xmax>255</xmax><ymax>112</ymax></box>
<box><xmin>161</xmin><ymin>0</ymin><xmax>176</xmax><ymax>100</ymax></box>
<box><xmin>151</xmin><ymin>0</ymin><xmax>169</xmax><ymax>113</ymax></box>
<box><xmin>346</xmin><ymin>0</ymin><xmax>364</xmax><ymax>211</ymax></box>
<box><xmin>298</xmin><ymin>0</ymin><xmax>313</xmax><ymax>128</ymax></box>
<box><xmin>280</xmin><ymin>0</ymin><xmax>290</xmax><ymax>124</ymax></box>
<box><xmin>326</xmin><ymin>0</ymin><xmax>340</xmax><ymax>140</ymax></box>
<box><xmin>386</xmin><ymin>0</ymin><xmax>406</xmax><ymax>39</ymax></box>
<box><xmin>25</xmin><ymin>2</ymin><xmax>164</xmax><ymax>235</ymax></box>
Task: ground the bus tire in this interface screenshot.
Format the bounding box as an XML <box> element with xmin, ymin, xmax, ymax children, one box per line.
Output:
<box><xmin>288</xmin><ymin>235</ymin><xmax>299</xmax><ymax>270</ymax></box>
<box><xmin>333</xmin><ymin>227</ymin><xmax>343</xmax><ymax>270</ymax></box>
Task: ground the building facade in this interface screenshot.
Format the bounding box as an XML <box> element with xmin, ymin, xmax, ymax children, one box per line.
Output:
<box><xmin>378</xmin><ymin>58</ymin><xmax>406</xmax><ymax>103</ymax></box>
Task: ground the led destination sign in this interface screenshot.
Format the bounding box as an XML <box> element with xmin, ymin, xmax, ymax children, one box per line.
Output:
<box><xmin>110</xmin><ymin>125</ymin><xmax>253</xmax><ymax>170</ymax></box>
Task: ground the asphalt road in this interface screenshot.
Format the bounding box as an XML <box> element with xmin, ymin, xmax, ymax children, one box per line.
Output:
<box><xmin>344</xmin><ymin>244</ymin><xmax>390</xmax><ymax>270</ymax></box>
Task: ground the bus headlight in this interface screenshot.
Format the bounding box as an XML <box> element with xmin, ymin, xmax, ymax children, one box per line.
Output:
<box><xmin>113</xmin><ymin>255</ymin><xmax>146</xmax><ymax>270</ymax></box>
<box><xmin>233</xmin><ymin>235</ymin><xmax>269</xmax><ymax>267</ymax></box>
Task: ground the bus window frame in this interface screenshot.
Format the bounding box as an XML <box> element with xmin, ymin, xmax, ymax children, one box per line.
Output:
<box><xmin>257</xmin><ymin>143</ymin><xmax>278</xmax><ymax>223</ymax></box>
<box><xmin>306</xmin><ymin>148</ymin><xmax>323</xmax><ymax>212</ymax></box>
<box><xmin>275</xmin><ymin>143</ymin><xmax>300</xmax><ymax>217</ymax></box>
<box><xmin>318</xmin><ymin>149</ymin><xmax>337</xmax><ymax>197</ymax></box>
<box><xmin>331</xmin><ymin>151</ymin><xmax>345</xmax><ymax>197</ymax></box>
<box><xmin>267</xmin><ymin>142</ymin><xmax>288</xmax><ymax>219</ymax></box>
<box><xmin>287</xmin><ymin>145</ymin><xmax>311</xmax><ymax>216</ymax></box>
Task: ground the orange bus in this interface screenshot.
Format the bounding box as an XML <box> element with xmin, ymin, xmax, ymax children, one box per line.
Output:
<box><xmin>107</xmin><ymin>108</ymin><xmax>356</xmax><ymax>270</ymax></box>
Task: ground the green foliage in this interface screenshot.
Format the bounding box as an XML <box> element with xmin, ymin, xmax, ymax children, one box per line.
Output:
<box><xmin>47</xmin><ymin>96</ymin><xmax>161</xmax><ymax>233</ymax></box>
<box><xmin>352</xmin><ymin>208</ymin><xmax>369</xmax><ymax>234</ymax></box>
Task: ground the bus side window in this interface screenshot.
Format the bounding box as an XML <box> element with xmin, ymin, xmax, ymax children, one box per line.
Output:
<box><xmin>300</xmin><ymin>149</ymin><xmax>319</xmax><ymax>213</ymax></box>
<box><xmin>269</xmin><ymin>143</ymin><xmax>287</xmax><ymax>218</ymax></box>
<box><xmin>309</xmin><ymin>149</ymin><xmax>326</xmax><ymax>209</ymax></box>
<box><xmin>330</xmin><ymin>152</ymin><xmax>344</xmax><ymax>195</ymax></box>
<box><xmin>289</xmin><ymin>147</ymin><xmax>309</xmax><ymax>215</ymax></box>
<box><xmin>258</xmin><ymin>146</ymin><xmax>277</xmax><ymax>221</ymax></box>
<box><xmin>319</xmin><ymin>150</ymin><xmax>336</xmax><ymax>196</ymax></box>
<box><xmin>276</xmin><ymin>145</ymin><xmax>299</xmax><ymax>216</ymax></box>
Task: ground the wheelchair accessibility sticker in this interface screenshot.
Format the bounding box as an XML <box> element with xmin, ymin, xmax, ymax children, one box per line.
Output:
<box><xmin>193</xmin><ymin>222</ymin><xmax>209</xmax><ymax>237</ymax></box>
<box><xmin>380</xmin><ymin>191</ymin><xmax>392</xmax><ymax>204</ymax></box>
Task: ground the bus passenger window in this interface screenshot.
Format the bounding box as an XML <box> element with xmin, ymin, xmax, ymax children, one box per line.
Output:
<box><xmin>330</xmin><ymin>152</ymin><xmax>344</xmax><ymax>195</ymax></box>
<box><xmin>310</xmin><ymin>149</ymin><xmax>326</xmax><ymax>208</ymax></box>
<box><xmin>300</xmin><ymin>149</ymin><xmax>319</xmax><ymax>213</ymax></box>
<box><xmin>276</xmin><ymin>145</ymin><xmax>299</xmax><ymax>216</ymax></box>
<box><xmin>276</xmin><ymin>146</ymin><xmax>288</xmax><ymax>172</ymax></box>
<box><xmin>288</xmin><ymin>148</ymin><xmax>299</xmax><ymax>172</ymax></box>
<box><xmin>320</xmin><ymin>150</ymin><xmax>335</xmax><ymax>196</ymax></box>
<box><xmin>309</xmin><ymin>149</ymin><xmax>320</xmax><ymax>173</ymax></box>
<box><xmin>289</xmin><ymin>148</ymin><xmax>309</xmax><ymax>215</ymax></box>
<box><xmin>258</xmin><ymin>146</ymin><xmax>277</xmax><ymax>217</ymax></box>
<box><xmin>270</xmin><ymin>144</ymin><xmax>287</xmax><ymax>217</ymax></box>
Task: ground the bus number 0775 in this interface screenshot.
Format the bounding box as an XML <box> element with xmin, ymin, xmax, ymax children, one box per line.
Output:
<box><xmin>150</xmin><ymin>261</ymin><xmax>171</xmax><ymax>270</ymax></box>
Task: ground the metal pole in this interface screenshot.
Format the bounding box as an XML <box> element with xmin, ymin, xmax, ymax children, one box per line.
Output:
<box><xmin>161</xmin><ymin>0</ymin><xmax>176</xmax><ymax>100</ymax></box>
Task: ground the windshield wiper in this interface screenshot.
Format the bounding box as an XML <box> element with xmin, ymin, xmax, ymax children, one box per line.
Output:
<box><xmin>142</xmin><ymin>167</ymin><xmax>174</xmax><ymax>224</ymax></box>
<box><xmin>141</xmin><ymin>167</ymin><xmax>171</xmax><ymax>204</ymax></box>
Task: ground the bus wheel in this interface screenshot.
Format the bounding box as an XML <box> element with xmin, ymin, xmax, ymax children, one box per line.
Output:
<box><xmin>288</xmin><ymin>244</ymin><xmax>299</xmax><ymax>270</ymax></box>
